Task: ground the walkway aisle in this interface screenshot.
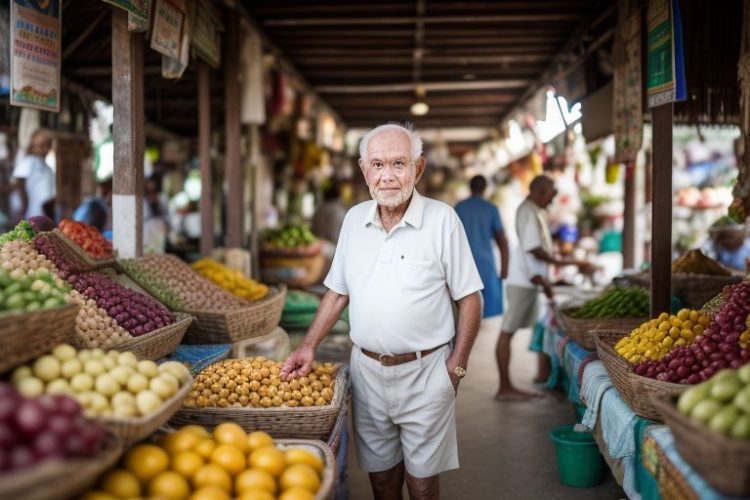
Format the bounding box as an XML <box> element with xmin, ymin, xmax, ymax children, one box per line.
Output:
<box><xmin>346</xmin><ymin>317</ymin><xmax>625</xmax><ymax>499</ymax></box>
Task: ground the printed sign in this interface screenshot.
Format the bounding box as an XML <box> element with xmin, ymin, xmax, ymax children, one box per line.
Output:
<box><xmin>647</xmin><ymin>0</ymin><xmax>686</xmax><ymax>108</ymax></box>
<box><xmin>192</xmin><ymin>0</ymin><xmax>221</xmax><ymax>67</ymax></box>
<box><xmin>10</xmin><ymin>0</ymin><xmax>61</xmax><ymax>112</ymax></box>
<box><xmin>102</xmin><ymin>0</ymin><xmax>150</xmax><ymax>19</ymax></box>
<box><xmin>151</xmin><ymin>0</ymin><xmax>185</xmax><ymax>59</ymax></box>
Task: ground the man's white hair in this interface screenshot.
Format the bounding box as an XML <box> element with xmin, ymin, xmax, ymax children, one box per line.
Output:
<box><xmin>358</xmin><ymin>122</ymin><xmax>424</xmax><ymax>163</ymax></box>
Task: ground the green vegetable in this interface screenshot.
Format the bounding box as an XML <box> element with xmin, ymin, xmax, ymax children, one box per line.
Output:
<box><xmin>0</xmin><ymin>221</ymin><xmax>36</xmax><ymax>249</ymax></box>
<box><xmin>0</xmin><ymin>268</ymin><xmax>70</xmax><ymax>314</ymax></box>
<box><xmin>572</xmin><ymin>286</ymin><xmax>650</xmax><ymax>319</ymax></box>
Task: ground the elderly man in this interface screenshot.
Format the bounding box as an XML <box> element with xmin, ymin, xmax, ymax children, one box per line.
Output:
<box><xmin>282</xmin><ymin>123</ymin><xmax>483</xmax><ymax>500</ymax></box>
<box><xmin>12</xmin><ymin>130</ymin><xmax>55</xmax><ymax>221</ymax></box>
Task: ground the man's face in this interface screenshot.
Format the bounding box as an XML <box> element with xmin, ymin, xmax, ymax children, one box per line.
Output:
<box><xmin>30</xmin><ymin>133</ymin><xmax>52</xmax><ymax>157</ymax></box>
<box><xmin>535</xmin><ymin>183</ymin><xmax>557</xmax><ymax>208</ymax></box>
<box><xmin>360</xmin><ymin>130</ymin><xmax>425</xmax><ymax>209</ymax></box>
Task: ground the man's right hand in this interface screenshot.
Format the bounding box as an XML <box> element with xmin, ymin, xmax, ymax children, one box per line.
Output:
<box><xmin>280</xmin><ymin>343</ymin><xmax>315</xmax><ymax>381</ymax></box>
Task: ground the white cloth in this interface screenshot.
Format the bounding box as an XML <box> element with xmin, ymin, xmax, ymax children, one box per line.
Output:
<box><xmin>12</xmin><ymin>155</ymin><xmax>55</xmax><ymax>219</ymax></box>
<box><xmin>324</xmin><ymin>190</ymin><xmax>483</xmax><ymax>354</ymax></box>
<box><xmin>240</xmin><ymin>27</ymin><xmax>266</xmax><ymax>125</ymax></box>
<box><xmin>506</xmin><ymin>198</ymin><xmax>552</xmax><ymax>289</ymax></box>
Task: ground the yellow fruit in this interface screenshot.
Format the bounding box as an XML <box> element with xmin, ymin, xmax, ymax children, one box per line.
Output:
<box><xmin>181</xmin><ymin>424</ymin><xmax>212</xmax><ymax>439</ymax></box>
<box><xmin>213</xmin><ymin>422</ymin><xmax>248</xmax><ymax>453</ymax></box>
<box><xmin>279</xmin><ymin>487</ymin><xmax>316</xmax><ymax>500</ymax></box>
<box><xmin>280</xmin><ymin>464</ymin><xmax>321</xmax><ymax>493</ymax></box>
<box><xmin>123</xmin><ymin>444</ymin><xmax>169</xmax><ymax>482</ymax></box>
<box><xmin>211</xmin><ymin>444</ymin><xmax>247</xmax><ymax>476</ymax></box>
<box><xmin>249</xmin><ymin>447</ymin><xmax>286</xmax><ymax>478</ymax></box>
<box><xmin>284</xmin><ymin>448</ymin><xmax>324</xmax><ymax>474</ymax></box>
<box><xmin>172</xmin><ymin>450</ymin><xmax>205</xmax><ymax>479</ymax></box>
<box><xmin>193</xmin><ymin>464</ymin><xmax>232</xmax><ymax>493</ymax></box>
<box><xmin>100</xmin><ymin>469</ymin><xmax>141</xmax><ymax>498</ymax></box>
<box><xmin>194</xmin><ymin>438</ymin><xmax>217</xmax><ymax>459</ymax></box>
<box><xmin>237</xmin><ymin>489</ymin><xmax>276</xmax><ymax>500</ymax></box>
<box><xmin>189</xmin><ymin>486</ymin><xmax>231</xmax><ymax>500</ymax></box>
<box><xmin>162</xmin><ymin>429</ymin><xmax>201</xmax><ymax>455</ymax></box>
<box><xmin>149</xmin><ymin>471</ymin><xmax>191</xmax><ymax>500</ymax></box>
<box><xmin>247</xmin><ymin>431</ymin><xmax>274</xmax><ymax>452</ymax></box>
<box><xmin>236</xmin><ymin>468</ymin><xmax>277</xmax><ymax>494</ymax></box>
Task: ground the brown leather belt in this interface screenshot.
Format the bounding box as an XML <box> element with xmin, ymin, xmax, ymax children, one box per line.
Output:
<box><xmin>360</xmin><ymin>343</ymin><xmax>448</xmax><ymax>366</ymax></box>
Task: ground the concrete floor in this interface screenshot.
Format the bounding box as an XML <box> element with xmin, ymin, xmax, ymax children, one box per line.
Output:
<box><xmin>345</xmin><ymin>317</ymin><xmax>625</xmax><ymax>500</ymax></box>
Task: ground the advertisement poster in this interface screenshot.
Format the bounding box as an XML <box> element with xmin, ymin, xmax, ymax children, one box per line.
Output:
<box><xmin>647</xmin><ymin>0</ymin><xmax>686</xmax><ymax>108</ymax></box>
<box><xmin>192</xmin><ymin>0</ymin><xmax>221</xmax><ymax>68</ymax></box>
<box><xmin>151</xmin><ymin>0</ymin><xmax>185</xmax><ymax>60</ymax></box>
<box><xmin>102</xmin><ymin>0</ymin><xmax>150</xmax><ymax>19</ymax></box>
<box><xmin>10</xmin><ymin>0</ymin><xmax>61</xmax><ymax>112</ymax></box>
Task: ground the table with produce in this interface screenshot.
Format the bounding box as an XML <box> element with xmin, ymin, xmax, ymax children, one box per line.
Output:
<box><xmin>0</xmin><ymin>219</ymin><xmax>351</xmax><ymax>500</ymax></box>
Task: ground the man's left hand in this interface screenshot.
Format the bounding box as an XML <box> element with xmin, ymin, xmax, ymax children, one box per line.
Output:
<box><xmin>445</xmin><ymin>358</ymin><xmax>461</xmax><ymax>393</ymax></box>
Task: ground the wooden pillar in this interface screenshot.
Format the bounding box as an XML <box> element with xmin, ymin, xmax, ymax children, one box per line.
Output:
<box><xmin>250</xmin><ymin>124</ymin><xmax>261</xmax><ymax>278</ymax></box>
<box><xmin>224</xmin><ymin>15</ymin><xmax>243</xmax><ymax>248</ymax></box>
<box><xmin>650</xmin><ymin>104</ymin><xmax>673</xmax><ymax>315</ymax></box>
<box><xmin>111</xmin><ymin>8</ymin><xmax>144</xmax><ymax>258</ymax></box>
<box><xmin>54</xmin><ymin>137</ymin><xmax>85</xmax><ymax>220</ymax></box>
<box><xmin>198</xmin><ymin>60</ymin><xmax>214</xmax><ymax>256</ymax></box>
<box><xmin>622</xmin><ymin>161</ymin><xmax>636</xmax><ymax>269</ymax></box>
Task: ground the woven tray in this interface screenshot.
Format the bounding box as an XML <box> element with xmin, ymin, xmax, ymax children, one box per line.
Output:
<box><xmin>261</xmin><ymin>240</ymin><xmax>323</xmax><ymax>258</ymax></box>
<box><xmin>593</xmin><ymin>331</ymin><xmax>686</xmax><ymax>421</ymax></box>
<box><xmin>652</xmin><ymin>394</ymin><xmax>750</xmax><ymax>497</ymax></box>
<box><xmin>276</xmin><ymin>439</ymin><xmax>336</xmax><ymax>500</ymax></box>
<box><xmin>49</xmin><ymin>229</ymin><xmax>117</xmax><ymax>271</ymax></box>
<box><xmin>103</xmin><ymin>376</ymin><xmax>192</xmax><ymax>446</ymax></box>
<box><xmin>261</xmin><ymin>253</ymin><xmax>326</xmax><ymax>289</ymax></box>
<box><xmin>109</xmin><ymin>313</ymin><xmax>192</xmax><ymax>360</ymax></box>
<box><xmin>184</xmin><ymin>285</ymin><xmax>287</xmax><ymax>344</ymax></box>
<box><xmin>169</xmin><ymin>365</ymin><xmax>350</xmax><ymax>441</ymax></box>
<box><xmin>559</xmin><ymin>308</ymin><xmax>645</xmax><ymax>351</ymax></box>
<box><xmin>0</xmin><ymin>303</ymin><xmax>79</xmax><ymax>373</ymax></box>
<box><xmin>628</xmin><ymin>272</ymin><xmax>740</xmax><ymax>310</ymax></box>
<box><xmin>0</xmin><ymin>432</ymin><xmax>123</xmax><ymax>500</ymax></box>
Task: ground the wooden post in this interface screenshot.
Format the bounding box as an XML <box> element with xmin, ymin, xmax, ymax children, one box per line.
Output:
<box><xmin>111</xmin><ymin>8</ymin><xmax>144</xmax><ymax>258</ymax></box>
<box><xmin>622</xmin><ymin>161</ymin><xmax>636</xmax><ymax>269</ymax></box>
<box><xmin>224</xmin><ymin>15</ymin><xmax>243</xmax><ymax>248</ymax></box>
<box><xmin>198</xmin><ymin>60</ymin><xmax>214</xmax><ymax>256</ymax></box>
<box><xmin>650</xmin><ymin>104</ymin><xmax>673</xmax><ymax>315</ymax></box>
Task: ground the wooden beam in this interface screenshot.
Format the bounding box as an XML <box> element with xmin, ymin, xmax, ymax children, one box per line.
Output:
<box><xmin>317</xmin><ymin>79</ymin><xmax>530</xmax><ymax>94</ymax></box>
<box><xmin>295</xmin><ymin>54</ymin><xmax>550</xmax><ymax>66</ymax></box>
<box><xmin>111</xmin><ymin>8</ymin><xmax>144</xmax><ymax>258</ymax></box>
<box><xmin>198</xmin><ymin>60</ymin><xmax>214</xmax><ymax>257</ymax></box>
<box><xmin>285</xmin><ymin>46</ymin><xmax>558</xmax><ymax>57</ymax></box>
<box><xmin>274</xmin><ymin>36</ymin><xmax>562</xmax><ymax>48</ymax></box>
<box><xmin>302</xmin><ymin>68</ymin><xmax>542</xmax><ymax>82</ymax></box>
<box><xmin>341</xmin><ymin>106</ymin><xmax>506</xmax><ymax>117</ymax></box>
<box><xmin>650</xmin><ymin>104</ymin><xmax>673</xmax><ymax>316</ymax></box>
<box><xmin>268</xmin><ymin>28</ymin><xmax>570</xmax><ymax>38</ymax></box>
<box><xmin>66</xmin><ymin>65</ymin><xmax>163</xmax><ymax>77</ymax></box>
<box><xmin>62</xmin><ymin>9</ymin><xmax>109</xmax><ymax>60</ymax></box>
<box><xmin>224</xmin><ymin>14</ymin><xmax>243</xmax><ymax>248</ymax></box>
<box><xmin>263</xmin><ymin>14</ymin><xmax>580</xmax><ymax>26</ymax></box>
<box><xmin>623</xmin><ymin>161</ymin><xmax>636</xmax><ymax>269</ymax></box>
<box><xmin>326</xmin><ymin>93</ymin><xmax>518</xmax><ymax>108</ymax></box>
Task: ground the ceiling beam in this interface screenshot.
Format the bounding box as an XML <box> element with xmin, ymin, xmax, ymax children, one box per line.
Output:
<box><xmin>272</xmin><ymin>36</ymin><xmax>563</xmax><ymax>48</ymax></box>
<box><xmin>285</xmin><ymin>46</ymin><xmax>558</xmax><ymax>57</ymax></box>
<box><xmin>267</xmin><ymin>28</ymin><xmax>571</xmax><ymax>38</ymax></box>
<box><xmin>263</xmin><ymin>14</ymin><xmax>581</xmax><ymax>26</ymax></box>
<box><xmin>317</xmin><ymin>79</ymin><xmax>530</xmax><ymax>94</ymax></box>
<box><xmin>342</xmin><ymin>106</ymin><xmax>506</xmax><ymax>117</ymax></box>
<box><xmin>326</xmin><ymin>93</ymin><xmax>518</xmax><ymax>107</ymax></box>
<box><xmin>296</xmin><ymin>54</ymin><xmax>549</xmax><ymax>66</ymax></box>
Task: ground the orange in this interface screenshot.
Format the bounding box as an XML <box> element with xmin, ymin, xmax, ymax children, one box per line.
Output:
<box><xmin>279</xmin><ymin>487</ymin><xmax>315</xmax><ymax>500</ymax></box>
<box><xmin>123</xmin><ymin>444</ymin><xmax>169</xmax><ymax>482</ymax></box>
<box><xmin>211</xmin><ymin>444</ymin><xmax>247</xmax><ymax>476</ymax></box>
<box><xmin>237</xmin><ymin>489</ymin><xmax>276</xmax><ymax>500</ymax></box>
<box><xmin>100</xmin><ymin>469</ymin><xmax>141</xmax><ymax>498</ymax></box>
<box><xmin>280</xmin><ymin>464</ymin><xmax>320</xmax><ymax>493</ymax></box>
<box><xmin>213</xmin><ymin>422</ymin><xmax>248</xmax><ymax>453</ymax></box>
<box><xmin>193</xmin><ymin>463</ymin><xmax>232</xmax><ymax>493</ymax></box>
<box><xmin>162</xmin><ymin>429</ymin><xmax>201</xmax><ymax>455</ymax></box>
<box><xmin>246</xmin><ymin>431</ymin><xmax>274</xmax><ymax>452</ymax></box>
<box><xmin>235</xmin><ymin>468</ymin><xmax>277</xmax><ymax>494</ymax></box>
<box><xmin>181</xmin><ymin>424</ymin><xmax>211</xmax><ymax>439</ymax></box>
<box><xmin>249</xmin><ymin>447</ymin><xmax>285</xmax><ymax>478</ymax></box>
<box><xmin>148</xmin><ymin>471</ymin><xmax>191</xmax><ymax>500</ymax></box>
<box><xmin>284</xmin><ymin>448</ymin><xmax>324</xmax><ymax>474</ymax></box>
<box><xmin>172</xmin><ymin>450</ymin><xmax>205</xmax><ymax>479</ymax></box>
<box><xmin>188</xmin><ymin>486</ymin><xmax>231</xmax><ymax>500</ymax></box>
<box><xmin>193</xmin><ymin>438</ymin><xmax>217</xmax><ymax>459</ymax></box>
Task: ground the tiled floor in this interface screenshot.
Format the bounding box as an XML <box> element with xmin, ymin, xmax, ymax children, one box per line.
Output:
<box><xmin>345</xmin><ymin>317</ymin><xmax>625</xmax><ymax>499</ymax></box>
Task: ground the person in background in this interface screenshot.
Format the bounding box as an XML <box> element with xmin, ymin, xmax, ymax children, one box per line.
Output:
<box><xmin>311</xmin><ymin>180</ymin><xmax>348</xmax><ymax>244</ymax></box>
<box><xmin>455</xmin><ymin>175</ymin><xmax>509</xmax><ymax>318</ymax></box>
<box><xmin>702</xmin><ymin>223</ymin><xmax>750</xmax><ymax>271</ymax></box>
<box><xmin>500</xmin><ymin>175</ymin><xmax>597</xmax><ymax>400</ymax></box>
<box><xmin>11</xmin><ymin>130</ymin><xmax>55</xmax><ymax>221</ymax></box>
<box><xmin>72</xmin><ymin>176</ymin><xmax>112</xmax><ymax>232</ymax></box>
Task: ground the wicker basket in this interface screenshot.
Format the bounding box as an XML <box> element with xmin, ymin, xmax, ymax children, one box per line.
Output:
<box><xmin>628</xmin><ymin>272</ymin><xmax>740</xmax><ymax>310</ymax></box>
<box><xmin>169</xmin><ymin>365</ymin><xmax>350</xmax><ymax>441</ymax></box>
<box><xmin>183</xmin><ymin>285</ymin><xmax>287</xmax><ymax>344</ymax></box>
<box><xmin>103</xmin><ymin>376</ymin><xmax>192</xmax><ymax>446</ymax></box>
<box><xmin>261</xmin><ymin>240</ymin><xmax>324</xmax><ymax>258</ymax></box>
<box><xmin>0</xmin><ymin>303</ymin><xmax>79</xmax><ymax>373</ymax></box>
<box><xmin>559</xmin><ymin>309</ymin><xmax>645</xmax><ymax>351</ymax></box>
<box><xmin>261</xmin><ymin>253</ymin><xmax>326</xmax><ymax>288</ymax></box>
<box><xmin>108</xmin><ymin>313</ymin><xmax>192</xmax><ymax>360</ymax></box>
<box><xmin>0</xmin><ymin>433</ymin><xmax>123</xmax><ymax>500</ymax></box>
<box><xmin>276</xmin><ymin>439</ymin><xmax>336</xmax><ymax>500</ymax></box>
<box><xmin>652</xmin><ymin>394</ymin><xmax>750</xmax><ymax>497</ymax></box>
<box><xmin>593</xmin><ymin>331</ymin><xmax>686</xmax><ymax>421</ymax></box>
<box><xmin>48</xmin><ymin>229</ymin><xmax>117</xmax><ymax>272</ymax></box>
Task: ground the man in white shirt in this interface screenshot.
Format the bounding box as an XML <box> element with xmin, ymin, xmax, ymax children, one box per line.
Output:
<box><xmin>12</xmin><ymin>130</ymin><xmax>55</xmax><ymax>220</ymax></box>
<box><xmin>282</xmin><ymin>123</ymin><xmax>483</xmax><ymax>500</ymax></box>
<box><xmin>500</xmin><ymin>176</ymin><xmax>595</xmax><ymax>400</ymax></box>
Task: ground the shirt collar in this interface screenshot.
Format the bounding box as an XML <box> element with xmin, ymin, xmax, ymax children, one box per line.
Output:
<box><xmin>364</xmin><ymin>189</ymin><xmax>425</xmax><ymax>230</ymax></box>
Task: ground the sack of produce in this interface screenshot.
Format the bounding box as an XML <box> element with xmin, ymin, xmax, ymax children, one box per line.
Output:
<box><xmin>672</xmin><ymin>249</ymin><xmax>731</xmax><ymax>276</ymax></box>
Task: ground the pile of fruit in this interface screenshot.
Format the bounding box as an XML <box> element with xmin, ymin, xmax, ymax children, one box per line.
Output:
<box><xmin>0</xmin><ymin>221</ymin><xmax>36</xmax><ymax>249</ymax></box>
<box><xmin>84</xmin><ymin>423</ymin><xmax>326</xmax><ymax>500</ymax></box>
<box><xmin>68</xmin><ymin>290</ymin><xmax>132</xmax><ymax>348</ymax></box>
<box><xmin>185</xmin><ymin>357</ymin><xmax>337</xmax><ymax>409</ymax></box>
<box><xmin>676</xmin><ymin>365</ymin><xmax>750</xmax><ymax>439</ymax></box>
<box><xmin>634</xmin><ymin>282</ymin><xmax>750</xmax><ymax>383</ymax></box>
<box><xmin>69</xmin><ymin>272</ymin><xmax>175</xmax><ymax>337</ymax></box>
<box><xmin>58</xmin><ymin>219</ymin><xmax>113</xmax><ymax>260</ymax></box>
<box><xmin>672</xmin><ymin>249</ymin><xmax>730</xmax><ymax>276</ymax></box>
<box><xmin>35</xmin><ymin>233</ymin><xmax>77</xmax><ymax>278</ymax></box>
<box><xmin>192</xmin><ymin>258</ymin><xmax>269</xmax><ymax>302</ymax></box>
<box><xmin>11</xmin><ymin>344</ymin><xmax>190</xmax><ymax>419</ymax></box>
<box><xmin>615</xmin><ymin>309</ymin><xmax>709</xmax><ymax>364</ymax></box>
<box><xmin>121</xmin><ymin>255</ymin><xmax>250</xmax><ymax>312</ymax></box>
<box><xmin>0</xmin><ymin>268</ymin><xmax>70</xmax><ymax>313</ymax></box>
<box><xmin>0</xmin><ymin>384</ymin><xmax>107</xmax><ymax>473</ymax></box>
<box><xmin>1</xmin><ymin>239</ymin><xmax>64</xmax><ymax>281</ymax></box>
<box><xmin>262</xmin><ymin>225</ymin><xmax>318</xmax><ymax>251</ymax></box>
<box><xmin>571</xmin><ymin>286</ymin><xmax>650</xmax><ymax>319</ymax></box>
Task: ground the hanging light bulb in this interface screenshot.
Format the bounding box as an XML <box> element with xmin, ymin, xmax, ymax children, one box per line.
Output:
<box><xmin>410</xmin><ymin>84</ymin><xmax>429</xmax><ymax>116</ymax></box>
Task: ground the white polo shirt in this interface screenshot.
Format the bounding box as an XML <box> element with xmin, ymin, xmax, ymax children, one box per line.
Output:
<box><xmin>324</xmin><ymin>190</ymin><xmax>483</xmax><ymax>355</ymax></box>
<box><xmin>506</xmin><ymin>198</ymin><xmax>552</xmax><ymax>289</ymax></box>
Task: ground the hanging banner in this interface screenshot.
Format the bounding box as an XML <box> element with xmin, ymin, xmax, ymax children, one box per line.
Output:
<box><xmin>102</xmin><ymin>0</ymin><xmax>150</xmax><ymax>19</ymax></box>
<box><xmin>192</xmin><ymin>0</ymin><xmax>221</xmax><ymax>68</ymax></box>
<box><xmin>647</xmin><ymin>0</ymin><xmax>686</xmax><ymax>108</ymax></box>
<box><xmin>10</xmin><ymin>0</ymin><xmax>61</xmax><ymax>113</ymax></box>
<box><xmin>613</xmin><ymin>0</ymin><xmax>643</xmax><ymax>164</ymax></box>
<box><xmin>127</xmin><ymin>0</ymin><xmax>151</xmax><ymax>33</ymax></box>
<box><xmin>151</xmin><ymin>0</ymin><xmax>185</xmax><ymax>60</ymax></box>
<box><xmin>162</xmin><ymin>0</ymin><xmax>194</xmax><ymax>78</ymax></box>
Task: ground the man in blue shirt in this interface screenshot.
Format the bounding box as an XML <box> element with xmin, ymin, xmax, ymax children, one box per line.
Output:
<box><xmin>456</xmin><ymin>175</ymin><xmax>509</xmax><ymax>318</ymax></box>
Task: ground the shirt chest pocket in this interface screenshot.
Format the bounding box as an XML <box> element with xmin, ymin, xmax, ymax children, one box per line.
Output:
<box><xmin>396</xmin><ymin>257</ymin><xmax>444</xmax><ymax>292</ymax></box>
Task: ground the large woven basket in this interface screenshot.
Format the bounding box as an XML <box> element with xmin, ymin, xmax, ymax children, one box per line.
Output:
<box><xmin>108</xmin><ymin>313</ymin><xmax>192</xmax><ymax>360</ymax></box>
<box><xmin>593</xmin><ymin>331</ymin><xmax>686</xmax><ymax>421</ymax></box>
<box><xmin>652</xmin><ymin>394</ymin><xmax>750</xmax><ymax>497</ymax></box>
<box><xmin>0</xmin><ymin>432</ymin><xmax>122</xmax><ymax>500</ymax></box>
<box><xmin>261</xmin><ymin>253</ymin><xmax>326</xmax><ymax>288</ymax></box>
<box><xmin>559</xmin><ymin>308</ymin><xmax>645</xmax><ymax>351</ymax></box>
<box><xmin>276</xmin><ymin>439</ymin><xmax>336</xmax><ymax>500</ymax></box>
<box><xmin>260</xmin><ymin>240</ymin><xmax>324</xmax><ymax>258</ymax></box>
<box><xmin>103</xmin><ymin>376</ymin><xmax>192</xmax><ymax>446</ymax></box>
<box><xmin>48</xmin><ymin>229</ymin><xmax>117</xmax><ymax>272</ymax></box>
<box><xmin>183</xmin><ymin>285</ymin><xmax>287</xmax><ymax>344</ymax></box>
<box><xmin>0</xmin><ymin>303</ymin><xmax>79</xmax><ymax>373</ymax></box>
<box><xmin>628</xmin><ymin>271</ymin><xmax>740</xmax><ymax>310</ymax></box>
<box><xmin>169</xmin><ymin>365</ymin><xmax>350</xmax><ymax>441</ymax></box>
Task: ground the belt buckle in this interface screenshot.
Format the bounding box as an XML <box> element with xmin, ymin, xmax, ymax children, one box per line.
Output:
<box><xmin>378</xmin><ymin>353</ymin><xmax>389</xmax><ymax>365</ymax></box>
